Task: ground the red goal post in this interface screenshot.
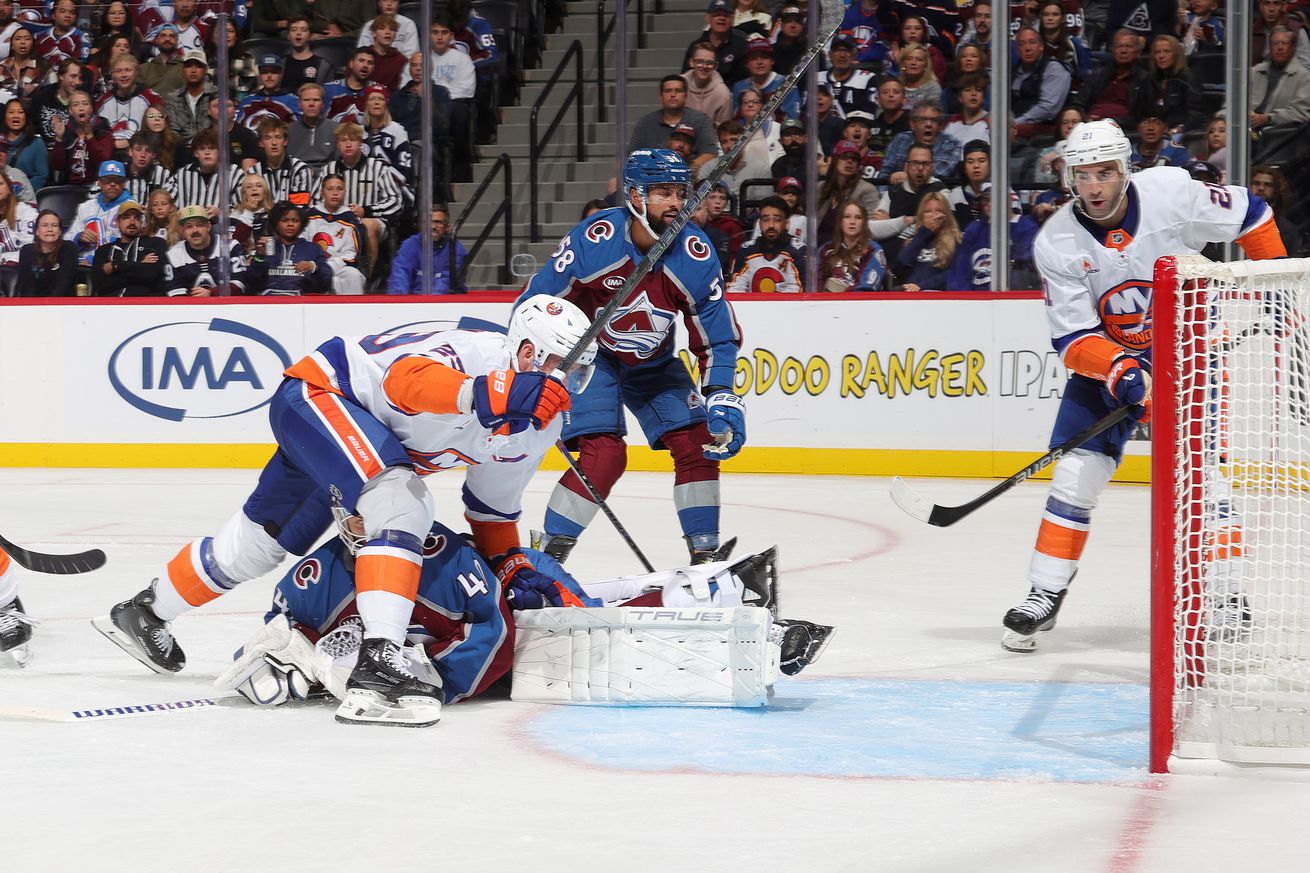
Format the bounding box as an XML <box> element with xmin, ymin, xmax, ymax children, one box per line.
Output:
<box><xmin>1152</xmin><ymin>254</ymin><xmax>1310</xmax><ymax>773</ymax></box>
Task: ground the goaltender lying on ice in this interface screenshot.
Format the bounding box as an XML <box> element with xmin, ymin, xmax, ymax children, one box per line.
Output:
<box><xmin>213</xmin><ymin>519</ymin><xmax>834</xmax><ymax>722</ymax></box>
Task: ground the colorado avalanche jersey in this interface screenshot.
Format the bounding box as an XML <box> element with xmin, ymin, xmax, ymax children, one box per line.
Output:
<box><xmin>266</xmin><ymin>521</ymin><xmax>513</xmax><ymax>703</ymax></box>
<box><xmin>285</xmin><ymin>328</ymin><xmax>561</xmax><ymax>525</ymax></box>
<box><xmin>1034</xmin><ymin>166</ymin><xmax>1275</xmax><ymax>361</ymax></box>
<box><xmin>515</xmin><ymin>207</ymin><xmax>741</xmax><ymax>391</ymax></box>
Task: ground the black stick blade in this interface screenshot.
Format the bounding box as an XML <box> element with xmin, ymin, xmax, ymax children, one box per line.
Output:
<box><xmin>0</xmin><ymin>533</ymin><xmax>107</xmax><ymax>575</ymax></box>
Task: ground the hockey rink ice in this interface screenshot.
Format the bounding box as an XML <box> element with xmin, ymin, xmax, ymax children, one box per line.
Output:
<box><xmin>3</xmin><ymin>466</ymin><xmax>1309</xmax><ymax>872</ymax></box>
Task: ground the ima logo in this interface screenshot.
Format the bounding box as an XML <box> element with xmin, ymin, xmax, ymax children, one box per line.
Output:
<box><xmin>108</xmin><ymin>319</ymin><xmax>292</xmax><ymax>421</ymax></box>
<box><xmin>602</xmin><ymin>290</ymin><xmax>676</xmax><ymax>359</ymax></box>
<box><xmin>1098</xmin><ymin>280</ymin><xmax>1152</xmax><ymax>350</ymax></box>
<box><xmin>603</xmin><ymin>275</ymin><xmax>626</xmax><ymax>291</ymax></box>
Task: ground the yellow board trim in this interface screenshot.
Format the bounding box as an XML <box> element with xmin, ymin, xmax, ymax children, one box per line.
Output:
<box><xmin>0</xmin><ymin>443</ymin><xmax>1152</xmax><ymax>484</ymax></box>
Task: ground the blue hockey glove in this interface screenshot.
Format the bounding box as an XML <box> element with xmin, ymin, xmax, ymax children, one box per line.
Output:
<box><xmin>494</xmin><ymin>549</ymin><xmax>585</xmax><ymax>609</ymax></box>
<box><xmin>470</xmin><ymin>370</ymin><xmax>571</xmax><ymax>435</ymax></box>
<box><xmin>703</xmin><ymin>390</ymin><xmax>746</xmax><ymax>460</ymax></box>
<box><xmin>1106</xmin><ymin>357</ymin><xmax>1152</xmax><ymax>422</ymax></box>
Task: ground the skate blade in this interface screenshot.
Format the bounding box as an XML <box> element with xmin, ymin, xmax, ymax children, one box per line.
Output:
<box><xmin>805</xmin><ymin>625</ymin><xmax>836</xmax><ymax>668</ymax></box>
<box><xmin>334</xmin><ymin>688</ymin><xmax>441</xmax><ymax>728</ymax></box>
<box><xmin>1</xmin><ymin>643</ymin><xmax>31</xmax><ymax>668</ymax></box>
<box><xmin>90</xmin><ymin>615</ymin><xmax>181</xmax><ymax>675</ymax></box>
<box><xmin>1001</xmin><ymin>629</ymin><xmax>1038</xmax><ymax>653</ymax></box>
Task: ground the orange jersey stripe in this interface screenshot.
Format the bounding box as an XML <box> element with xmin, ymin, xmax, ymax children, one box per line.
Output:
<box><xmin>284</xmin><ymin>356</ymin><xmax>341</xmax><ymax>395</ymax></box>
<box><xmin>382</xmin><ymin>356</ymin><xmax>471</xmax><ymax>416</ymax></box>
<box><xmin>1034</xmin><ymin>519</ymin><xmax>1091</xmax><ymax>561</ymax></box>
<box><xmin>1236</xmin><ymin>217</ymin><xmax>1287</xmax><ymax>260</ymax></box>
<box><xmin>0</xmin><ymin>547</ymin><xmax>10</xmax><ymax>576</ymax></box>
<box><xmin>306</xmin><ymin>387</ymin><xmax>384</xmax><ymax>480</ymax></box>
<box><xmin>469</xmin><ymin>518</ymin><xmax>520</xmax><ymax>559</ymax></box>
<box><xmin>355</xmin><ymin>554</ymin><xmax>422</xmax><ymax>600</ymax></box>
<box><xmin>1063</xmin><ymin>334</ymin><xmax>1128</xmax><ymax>382</ymax></box>
<box><xmin>167</xmin><ymin>545</ymin><xmax>221</xmax><ymax>607</ymax></box>
<box><xmin>1206</xmin><ymin>527</ymin><xmax>1245</xmax><ymax>561</ymax></box>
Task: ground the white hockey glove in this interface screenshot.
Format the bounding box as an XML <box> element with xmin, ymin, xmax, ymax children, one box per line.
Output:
<box><xmin>703</xmin><ymin>390</ymin><xmax>746</xmax><ymax>460</ymax></box>
<box><xmin>214</xmin><ymin>614</ymin><xmax>317</xmax><ymax>706</ymax></box>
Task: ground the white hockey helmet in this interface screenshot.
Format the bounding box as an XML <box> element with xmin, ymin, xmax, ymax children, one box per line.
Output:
<box><xmin>507</xmin><ymin>296</ymin><xmax>598</xmax><ymax>394</ymax></box>
<box><xmin>1061</xmin><ymin>119</ymin><xmax>1132</xmax><ymax>219</ymax></box>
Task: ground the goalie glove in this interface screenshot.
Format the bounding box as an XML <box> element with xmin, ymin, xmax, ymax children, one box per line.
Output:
<box><xmin>494</xmin><ymin>548</ymin><xmax>587</xmax><ymax>609</ymax></box>
<box><xmin>703</xmin><ymin>389</ymin><xmax>746</xmax><ymax>460</ymax></box>
<box><xmin>214</xmin><ymin>614</ymin><xmax>317</xmax><ymax>706</ymax></box>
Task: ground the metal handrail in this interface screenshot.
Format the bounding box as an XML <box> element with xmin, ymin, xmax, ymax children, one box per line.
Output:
<box><xmin>530</xmin><ymin>39</ymin><xmax>587</xmax><ymax>242</ymax></box>
<box><xmin>596</xmin><ymin>0</ymin><xmax>616</xmax><ymax>123</ymax></box>
<box><xmin>451</xmin><ymin>153</ymin><xmax>514</xmax><ymax>287</ymax></box>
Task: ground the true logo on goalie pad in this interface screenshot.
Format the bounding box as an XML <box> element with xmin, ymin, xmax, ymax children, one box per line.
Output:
<box><xmin>625</xmin><ymin>609</ymin><xmax>736</xmax><ymax>623</ymax></box>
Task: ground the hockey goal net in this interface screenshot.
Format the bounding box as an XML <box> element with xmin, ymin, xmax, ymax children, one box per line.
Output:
<box><xmin>1153</xmin><ymin>254</ymin><xmax>1310</xmax><ymax>772</ymax></box>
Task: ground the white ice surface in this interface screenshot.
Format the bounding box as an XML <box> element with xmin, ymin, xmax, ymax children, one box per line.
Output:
<box><xmin>2</xmin><ymin>468</ymin><xmax>1308</xmax><ymax>872</ymax></box>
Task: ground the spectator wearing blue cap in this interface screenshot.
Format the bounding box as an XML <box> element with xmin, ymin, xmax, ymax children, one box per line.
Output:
<box><xmin>683</xmin><ymin>0</ymin><xmax>749</xmax><ymax>87</ymax></box>
<box><xmin>139</xmin><ymin>22</ymin><xmax>185</xmax><ymax>97</ymax></box>
<box><xmin>237</xmin><ymin>53</ymin><xmax>302</xmax><ymax>131</ymax></box>
<box><xmin>66</xmin><ymin>159</ymin><xmax>132</xmax><ymax>267</ymax></box>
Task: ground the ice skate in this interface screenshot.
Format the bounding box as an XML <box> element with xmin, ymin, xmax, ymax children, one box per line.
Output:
<box><xmin>727</xmin><ymin>547</ymin><xmax>779</xmax><ymax>615</ymax></box>
<box><xmin>688</xmin><ymin>535</ymin><xmax>737</xmax><ymax>565</ymax></box>
<box><xmin>335</xmin><ymin>637</ymin><xmax>443</xmax><ymax>728</ymax></box>
<box><xmin>1001</xmin><ymin>586</ymin><xmax>1068</xmax><ymax>653</ymax></box>
<box><xmin>0</xmin><ymin>597</ymin><xmax>36</xmax><ymax>668</ymax></box>
<box><xmin>1208</xmin><ymin>593</ymin><xmax>1252</xmax><ymax>642</ymax></box>
<box><xmin>771</xmin><ymin>618</ymin><xmax>835</xmax><ymax>676</ymax></box>
<box><xmin>530</xmin><ymin>530</ymin><xmax>577</xmax><ymax>564</ymax></box>
<box><xmin>91</xmin><ymin>585</ymin><xmax>186</xmax><ymax>674</ymax></box>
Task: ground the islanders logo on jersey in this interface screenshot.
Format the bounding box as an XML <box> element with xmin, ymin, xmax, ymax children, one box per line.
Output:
<box><xmin>603</xmin><ymin>289</ymin><xmax>676</xmax><ymax>359</ymax></box>
<box><xmin>1098</xmin><ymin>279</ymin><xmax>1152</xmax><ymax>350</ymax></box>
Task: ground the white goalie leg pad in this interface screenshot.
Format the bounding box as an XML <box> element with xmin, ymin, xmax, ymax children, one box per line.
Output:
<box><xmin>214</xmin><ymin>614</ymin><xmax>318</xmax><ymax>705</ymax></box>
<box><xmin>580</xmin><ymin>561</ymin><xmax>745</xmax><ymax>608</ymax></box>
<box><xmin>511</xmin><ymin>606</ymin><xmax>779</xmax><ymax>707</ymax></box>
<box><xmin>212</xmin><ymin>510</ymin><xmax>291</xmax><ymax>582</ymax></box>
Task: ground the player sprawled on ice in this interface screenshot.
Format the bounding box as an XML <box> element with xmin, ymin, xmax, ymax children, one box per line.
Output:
<box><xmin>0</xmin><ymin>547</ymin><xmax>36</xmax><ymax>667</ymax></box>
<box><xmin>1005</xmin><ymin>119</ymin><xmax>1287</xmax><ymax>653</ymax></box>
<box><xmin>214</xmin><ymin>512</ymin><xmax>834</xmax><ymax>715</ymax></box>
<box><xmin>516</xmin><ymin>149</ymin><xmax>746</xmax><ymax>567</ymax></box>
<box><xmin>93</xmin><ymin>300</ymin><xmax>596</xmax><ymax>727</ymax></box>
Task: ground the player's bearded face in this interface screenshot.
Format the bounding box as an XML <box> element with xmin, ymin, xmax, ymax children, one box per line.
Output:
<box><xmin>1071</xmin><ymin>161</ymin><xmax>1128</xmax><ymax>222</ymax></box>
<box><xmin>643</xmin><ymin>184</ymin><xmax>686</xmax><ymax>234</ymax></box>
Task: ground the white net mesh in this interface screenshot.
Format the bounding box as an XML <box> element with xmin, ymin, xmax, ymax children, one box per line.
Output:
<box><xmin>1166</xmin><ymin>255</ymin><xmax>1310</xmax><ymax>764</ymax></box>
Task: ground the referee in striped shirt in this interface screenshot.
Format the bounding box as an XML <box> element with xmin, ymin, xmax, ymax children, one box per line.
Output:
<box><xmin>312</xmin><ymin>121</ymin><xmax>405</xmax><ymax>278</ymax></box>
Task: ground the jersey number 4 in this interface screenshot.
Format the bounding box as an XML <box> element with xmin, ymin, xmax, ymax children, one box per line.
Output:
<box><xmin>457</xmin><ymin>566</ymin><xmax>490</xmax><ymax>598</ymax></box>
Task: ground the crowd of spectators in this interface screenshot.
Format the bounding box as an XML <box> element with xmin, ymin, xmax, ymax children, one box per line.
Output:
<box><xmin>0</xmin><ymin>0</ymin><xmax>494</xmax><ymax>296</ymax></box>
<box><xmin>647</xmin><ymin>0</ymin><xmax>1310</xmax><ymax>292</ymax></box>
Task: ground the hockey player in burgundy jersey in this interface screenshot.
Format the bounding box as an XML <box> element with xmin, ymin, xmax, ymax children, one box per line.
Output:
<box><xmin>515</xmin><ymin>149</ymin><xmax>745</xmax><ymax>567</ymax></box>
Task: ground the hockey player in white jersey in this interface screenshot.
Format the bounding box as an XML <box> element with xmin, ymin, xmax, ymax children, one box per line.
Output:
<box><xmin>94</xmin><ymin>299</ymin><xmax>597</xmax><ymax>726</ymax></box>
<box><xmin>1005</xmin><ymin>119</ymin><xmax>1288</xmax><ymax>652</ymax></box>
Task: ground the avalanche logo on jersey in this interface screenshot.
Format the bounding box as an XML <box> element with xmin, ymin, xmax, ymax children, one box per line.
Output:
<box><xmin>586</xmin><ymin>219</ymin><xmax>615</xmax><ymax>244</ymax></box>
<box><xmin>292</xmin><ymin>558</ymin><xmax>322</xmax><ymax>590</ymax></box>
<box><xmin>1099</xmin><ymin>279</ymin><xmax>1153</xmax><ymax>350</ymax></box>
<box><xmin>685</xmin><ymin>236</ymin><xmax>713</xmax><ymax>262</ymax></box>
<box><xmin>602</xmin><ymin>290</ymin><xmax>676</xmax><ymax>359</ymax></box>
<box><xmin>422</xmin><ymin>532</ymin><xmax>447</xmax><ymax>558</ymax></box>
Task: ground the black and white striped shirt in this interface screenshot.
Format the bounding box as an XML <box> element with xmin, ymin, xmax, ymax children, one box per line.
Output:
<box><xmin>312</xmin><ymin>156</ymin><xmax>405</xmax><ymax>219</ymax></box>
<box><xmin>252</xmin><ymin>157</ymin><xmax>314</xmax><ymax>207</ymax></box>
<box><xmin>174</xmin><ymin>164</ymin><xmax>246</xmax><ymax>211</ymax></box>
<box><xmin>124</xmin><ymin>165</ymin><xmax>178</xmax><ymax>204</ymax></box>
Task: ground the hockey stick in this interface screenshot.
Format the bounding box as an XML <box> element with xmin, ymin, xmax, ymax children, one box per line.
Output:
<box><xmin>0</xmin><ymin>697</ymin><xmax>223</xmax><ymax>723</ymax></box>
<box><xmin>555</xmin><ymin>441</ymin><xmax>656</xmax><ymax>572</ymax></box>
<box><xmin>890</xmin><ymin>406</ymin><xmax>1136</xmax><ymax>528</ymax></box>
<box><xmin>0</xmin><ymin>532</ymin><xmax>106</xmax><ymax>575</ymax></box>
<box><xmin>557</xmin><ymin>0</ymin><xmax>845</xmax><ymax>374</ymax></box>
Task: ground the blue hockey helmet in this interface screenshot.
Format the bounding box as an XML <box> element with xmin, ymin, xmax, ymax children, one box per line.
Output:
<box><xmin>623</xmin><ymin>149</ymin><xmax>691</xmax><ymax>235</ymax></box>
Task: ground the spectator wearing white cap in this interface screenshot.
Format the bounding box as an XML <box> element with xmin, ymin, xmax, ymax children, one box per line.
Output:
<box><xmin>164</xmin><ymin>49</ymin><xmax>214</xmax><ymax>143</ymax></box>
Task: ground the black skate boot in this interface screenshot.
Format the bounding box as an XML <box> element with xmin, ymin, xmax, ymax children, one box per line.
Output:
<box><xmin>0</xmin><ymin>597</ymin><xmax>36</xmax><ymax>667</ymax></box>
<box><xmin>1001</xmin><ymin>586</ymin><xmax>1069</xmax><ymax>653</ymax></box>
<box><xmin>687</xmin><ymin>536</ymin><xmax>738</xmax><ymax>566</ymax></box>
<box><xmin>91</xmin><ymin>585</ymin><xmax>186</xmax><ymax>674</ymax></box>
<box><xmin>530</xmin><ymin>530</ymin><xmax>578</xmax><ymax>564</ymax></box>
<box><xmin>727</xmin><ymin>547</ymin><xmax>779</xmax><ymax>615</ymax></box>
<box><xmin>772</xmin><ymin>618</ymin><xmax>835</xmax><ymax>676</ymax></box>
<box><xmin>335</xmin><ymin>637</ymin><xmax>443</xmax><ymax>727</ymax></box>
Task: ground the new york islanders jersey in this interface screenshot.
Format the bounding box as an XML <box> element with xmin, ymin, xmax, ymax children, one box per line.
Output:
<box><xmin>1034</xmin><ymin>166</ymin><xmax>1278</xmax><ymax>361</ymax></box>
<box><xmin>284</xmin><ymin>328</ymin><xmax>560</xmax><ymax>525</ymax></box>
<box><xmin>266</xmin><ymin>521</ymin><xmax>513</xmax><ymax>703</ymax></box>
<box><xmin>515</xmin><ymin>207</ymin><xmax>742</xmax><ymax>390</ymax></box>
